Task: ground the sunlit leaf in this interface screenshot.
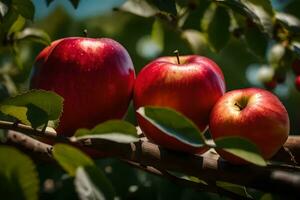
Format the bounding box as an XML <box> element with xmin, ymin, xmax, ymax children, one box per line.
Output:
<box><xmin>181</xmin><ymin>29</ymin><xmax>208</xmax><ymax>54</ymax></box>
<box><xmin>291</xmin><ymin>41</ymin><xmax>300</xmax><ymax>57</ymax></box>
<box><xmin>53</xmin><ymin>144</ymin><xmax>94</xmax><ymax>176</ymax></box>
<box><xmin>137</xmin><ymin>106</ymin><xmax>206</xmax><ymax>147</ymax></box>
<box><xmin>74</xmin><ymin>120</ymin><xmax>138</xmax><ymax>144</ymax></box>
<box><xmin>14</xmin><ymin>27</ymin><xmax>51</xmax><ymax>45</ymax></box>
<box><xmin>117</xmin><ymin>0</ymin><xmax>159</xmax><ymax>17</ymax></box>
<box><xmin>0</xmin><ymin>90</ymin><xmax>63</xmax><ymax>128</ymax></box>
<box><xmin>151</xmin><ymin>19</ymin><xmax>164</xmax><ymax>51</ymax></box>
<box><xmin>0</xmin><ymin>2</ymin><xmax>8</xmax><ymax>20</ymax></box>
<box><xmin>276</xmin><ymin>12</ymin><xmax>300</xmax><ymax>35</ymax></box>
<box><xmin>7</xmin><ymin>15</ymin><xmax>25</xmax><ymax>36</ymax></box>
<box><xmin>215</xmin><ymin>136</ymin><xmax>267</xmax><ymax>166</ymax></box>
<box><xmin>215</xmin><ymin>0</ymin><xmax>274</xmax><ymax>35</ymax></box>
<box><xmin>75</xmin><ymin>166</ymin><xmax>115</xmax><ymax>200</ymax></box>
<box><xmin>167</xmin><ymin>171</ymin><xmax>208</xmax><ymax>185</ymax></box>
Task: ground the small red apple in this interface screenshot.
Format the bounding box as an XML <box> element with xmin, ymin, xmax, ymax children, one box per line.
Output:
<box><xmin>30</xmin><ymin>37</ymin><xmax>135</xmax><ymax>136</ymax></box>
<box><xmin>295</xmin><ymin>76</ymin><xmax>300</xmax><ymax>91</ymax></box>
<box><xmin>134</xmin><ymin>54</ymin><xmax>225</xmax><ymax>153</ymax></box>
<box><xmin>209</xmin><ymin>88</ymin><xmax>290</xmax><ymax>164</ymax></box>
<box><xmin>292</xmin><ymin>59</ymin><xmax>300</xmax><ymax>75</ymax></box>
<box><xmin>263</xmin><ymin>79</ymin><xmax>277</xmax><ymax>90</ymax></box>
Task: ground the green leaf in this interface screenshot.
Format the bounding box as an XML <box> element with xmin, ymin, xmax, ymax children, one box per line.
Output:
<box><xmin>137</xmin><ymin>106</ymin><xmax>206</xmax><ymax>147</ymax></box>
<box><xmin>215</xmin><ymin>0</ymin><xmax>274</xmax><ymax>35</ymax></box>
<box><xmin>0</xmin><ymin>7</ymin><xmax>18</xmax><ymax>35</ymax></box>
<box><xmin>26</xmin><ymin>104</ymin><xmax>49</xmax><ymax>129</ymax></box>
<box><xmin>74</xmin><ymin>120</ymin><xmax>138</xmax><ymax>144</ymax></box>
<box><xmin>0</xmin><ymin>129</ymin><xmax>7</xmax><ymax>142</ymax></box>
<box><xmin>14</xmin><ymin>27</ymin><xmax>51</xmax><ymax>45</ymax></box>
<box><xmin>147</xmin><ymin>0</ymin><xmax>177</xmax><ymax>16</ymax></box>
<box><xmin>12</xmin><ymin>0</ymin><xmax>35</xmax><ymax>20</ymax></box>
<box><xmin>216</xmin><ymin>181</ymin><xmax>252</xmax><ymax>199</ymax></box>
<box><xmin>260</xmin><ymin>193</ymin><xmax>277</xmax><ymax>200</ymax></box>
<box><xmin>248</xmin><ymin>0</ymin><xmax>274</xmax><ymax>16</ymax></box>
<box><xmin>214</xmin><ymin>136</ymin><xmax>267</xmax><ymax>166</ymax></box>
<box><xmin>276</xmin><ymin>12</ymin><xmax>300</xmax><ymax>35</ymax></box>
<box><xmin>7</xmin><ymin>15</ymin><xmax>25</xmax><ymax>36</ymax></box>
<box><xmin>0</xmin><ymin>105</ymin><xmax>30</xmax><ymax>124</ymax></box>
<box><xmin>291</xmin><ymin>41</ymin><xmax>300</xmax><ymax>57</ymax></box>
<box><xmin>151</xmin><ymin>19</ymin><xmax>164</xmax><ymax>51</ymax></box>
<box><xmin>53</xmin><ymin>144</ymin><xmax>94</xmax><ymax>176</ymax></box>
<box><xmin>0</xmin><ymin>146</ymin><xmax>39</xmax><ymax>200</ymax></box>
<box><xmin>181</xmin><ymin>30</ymin><xmax>208</xmax><ymax>54</ymax></box>
<box><xmin>202</xmin><ymin>4</ymin><xmax>230</xmax><ymax>52</ymax></box>
<box><xmin>69</xmin><ymin>0</ymin><xmax>80</xmax><ymax>9</ymax></box>
<box><xmin>117</xmin><ymin>0</ymin><xmax>159</xmax><ymax>17</ymax></box>
<box><xmin>46</xmin><ymin>0</ymin><xmax>54</xmax><ymax>6</ymax></box>
<box><xmin>0</xmin><ymin>1</ymin><xmax>8</xmax><ymax>20</ymax></box>
<box><xmin>167</xmin><ymin>171</ymin><xmax>208</xmax><ymax>185</ymax></box>
<box><xmin>75</xmin><ymin>166</ymin><xmax>115</xmax><ymax>200</ymax></box>
<box><xmin>0</xmin><ymin>90</ymin><xmax>63</xmax><ymax>128</ymax></box>
<box><xmin>267</xmin><ymin>43</ymin><xmax>285</xmax><ymax>67</ymax></box>
<box><xmin>244</xmin><ymin>24</ymin><xmax>268</xmax><ymax>58</ymax></box>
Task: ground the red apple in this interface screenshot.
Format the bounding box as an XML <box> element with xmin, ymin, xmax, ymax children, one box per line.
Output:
<box><xmin>292</xmin><ymin>59</ymin><xmax>300</xmax><ymax>75</ymax></box>
<box><xmin>263</xmin><ymin>79</ymin><xmax>277</xmax><ymax>90</ymax></box>
<box><xmin>209</xmin><ymin>88</ymin><xmax>290</xmax><ymax>164</ymax></box>
<box><xmin>134</xmin><ymin>55</ymin><xmax>225</xmax><ymax>153</ymax></box>
<box><xmin>30</xmin><ymin>37</ymin><xmax>135</xmax><ymax>136</ymax></box>
<box><xmin>295</xmin><ymin>76</ymin><xmax>300</xmax><ymax>91</ymax></box>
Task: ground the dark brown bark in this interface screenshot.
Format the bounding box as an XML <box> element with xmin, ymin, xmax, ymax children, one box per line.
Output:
<box><xmin>2</xmin><ymin>122</ymin><xmax>300</xmax><ymax>198</ymax></box>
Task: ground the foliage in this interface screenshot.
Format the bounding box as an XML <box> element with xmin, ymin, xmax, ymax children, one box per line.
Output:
<box><xmin>0</xmin><ymin>0</ymin><xmax>300</xmax><ymax>200</ymax></box>
<box><xmin>0</xmin><ymin>90</ymin><xmax>63</xmax><ymax>128</ymax></box>
<box><xmin>0</xmin><ymin>146</ymin><xmax>39</xmax><ymax>200</ymax></box>
<box><xmin>74</xmin><ymin>120</ymin><xmax>139</xmax><ymax>143</ymax></box>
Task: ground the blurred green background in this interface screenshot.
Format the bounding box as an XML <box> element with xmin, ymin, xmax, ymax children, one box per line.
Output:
<box><xmin>0</xmin><ymin>0</ymin><xmax>299</xmax><ymax>199</ymax></box>
<box><xmin>2</xmin><ymin>0</ymin><xmax>299</xmax><ymax>133</ymax></box>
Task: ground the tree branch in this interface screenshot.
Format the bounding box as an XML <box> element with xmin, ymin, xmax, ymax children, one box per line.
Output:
<box><xmin>123</xmin><ymin>160</ymin><xmax>253</xmax><ymax>200</ymax></box>
<box><xmin>5</xmin><ymin>131</ymin><xmax>251</xmax><ymax>199</ymax></box>
<box><xmin>84</xmin><ymin>137</ymin><xmax>300</xmax><ymax>198</ymax></box>
<box><xmin>2</xmin><ymin>121</ymin><xmax>300</xmax><ymax>198</ymax></box>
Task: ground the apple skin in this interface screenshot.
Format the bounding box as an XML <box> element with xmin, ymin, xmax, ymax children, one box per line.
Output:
<box><xmin>263</xmin><ymin>79</ymin><xmax>277</xmax><ymax>90</ymax></box>
<box><xmin>292</xmin><ymin>59</ymin><xmax>300</xmax><ymax>75</ymax></box>
<box><xmin>295</xmin><ymin>76</ymin><xmax>300</xmax><ymax>92</ymax></box>
<box><xmin>209</xmin><ymin>88</ymin><xmax>290</xmax><ymax>164</ymax></box>
<box><xmin>134</xmin><ymin>55</ymin><xmax>225</xmax><ymax>153</ymax></box>
<box><xmin>30</xmin><ymin>37</ymin><xmax>135</xmax><ymax>136</ymax></box>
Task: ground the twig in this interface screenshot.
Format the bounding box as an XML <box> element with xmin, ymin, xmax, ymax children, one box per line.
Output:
<box><xmin>123</xmin><ymin>160</ymin><xmax>253</xmax><ymax>200</ymax></box>
<box><xmin>91</xmin><ymin>139</ymin><xmax>300</xmax><ymax>196</ymax></box>
<box><xmin>5</xmin><ymin>130</ymin><xmax>54</xmax><ymax>162</ymax></box>
<box><xmin>1</xmin><ymin>121</ymin><xmax>300</xmax><ymax>197</ymax></box>
<box><xmin>0</xmin><ymin>120</ymin><xmax>68</xmax><ymax>142</ymax></box>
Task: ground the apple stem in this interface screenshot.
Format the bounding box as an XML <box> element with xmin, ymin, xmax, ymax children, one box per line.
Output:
<box><xmin>173</xmin><ymin>50</ymin><xmax>180</xmax><ymax>64</ymax></box>
<box><xmin>83</xmin><ymin>29</ymin><xmax>88</xmax><ymax>37</ymax></box>
<box><xmin>234</xmin><ymin>102</ymin><xmax>243</xmax><ymax>110</ymax></box>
